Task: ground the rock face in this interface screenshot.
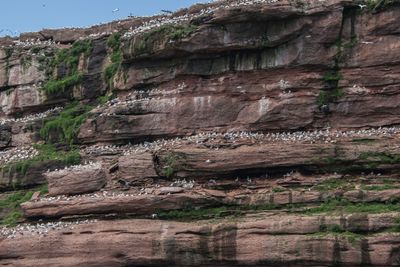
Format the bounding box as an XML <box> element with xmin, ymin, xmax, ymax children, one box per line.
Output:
<box><xmin>46</xmin><ymin>165</ymin><xmax>106</xmax><ymax>196</ymax></box>
<box><xmin>1</xmin><ymin>216</ymin><xmax>400</xmax><ymax>267</ymax></box>
<box><xmin>0</xmin><ymin>160</ymin><xmax>64</xmax><ymax>191</ymax></box>
<box><xmin>78</xmin><ymin>1</ymin><xmax>400</xmax><ymax>144</ymax></box>
<box><xmin>118</xmin><ymin>153</ymin><xmax>158</xmax><ymax>185</ymax></box>
<box><xmin>1</xmin><ymin>0</ymin><xmax>400</xmax><ymax>266</ymax></box>
<box><xmin>22</xmin><ymin>193</ymin><xmax>220</xmax><ymax>218</ymax></box>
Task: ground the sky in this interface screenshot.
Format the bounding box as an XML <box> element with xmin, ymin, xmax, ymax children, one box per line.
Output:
<box><xmin>0</xmin><ymin>0</ymin><xmax>208</xmax><ymax>37</ymax></box>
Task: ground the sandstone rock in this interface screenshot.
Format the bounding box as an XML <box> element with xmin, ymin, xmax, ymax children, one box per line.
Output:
<box><xmin>22</xmin><ymin>193</ymin><xmax>220</xmax><ymax>218</ymax></box>
<box><xmin>30</xmin><ymin>191</ymin><xmax>41</xmax><ymax>200</ymax></box>
<box><xmin>21</xmin><ymin>187</ymin><xmax>397</xmax><ymax>219</ymax></box>
<box><xmin>118</xmin><ymin>153</ymin><xmax>158</xmax><ymax>185</ymax></box>
<box><xmin>156</xmin><ymin>187</ymin><xmax>184</xmax><ymax>195</ymax></box>
<box><xmin>46</xmin><ymin>166</ymin><xmax>106</xmax><ymax>196</ymax></box>
<box><xmin>155</xmin><ymin>138</ymin><xmax>400</xmax><ymax>180</ymax></box>
<box><xmin>2</xmin><ymin>1</ymin><xmax>400</xmax><ymax>266</ymax></box>
<box><xmin>0</xmin><ymin>160</ymin><xmax>64</xmax><ymax>192</ymax></box>
<box><xmin>201</xmin><ymin>189</ymin><xmax>228</xmax><ymax>198</ymax></box>
<box><xmin>78</xmin><ymin>3</ymin><xmax>400</xmax><ymax>145</ymax></box>
<box><xmin>0</xmin><ymin>125</ymin><xmax>11</xmax><ymax>149</ymax></box>
<box><xmin>1</xmin><ymin>215</ymin><xmax>400</xmax><ymax>266</ymax></box>
<box><xmin>343</xmin><ymin>189</ymin><xmax>400</xmax><ymax>203</ymax></box>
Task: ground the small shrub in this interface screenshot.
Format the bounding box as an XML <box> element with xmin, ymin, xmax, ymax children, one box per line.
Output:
<box><xmin>168</xmin><ymin>24</ymin><xmax>198</xmax><ymax>40</ymax></box>
<box><xmin>317</xmin><ymin>88</ymin><xmax>344</xmax><ymax>107</ymax></box>
<box><xmin>0</xmin><ymin>191</ymin><xmax>33</xmax><ymax>226</ymax></box>
<box><xmin>306</xmin><ymin>198</ymin><xmax>400</xmax><ymax>214</ymax></box>
<box><xmin>315</xmin><ymin>179</ymin><xmax>355</xmax><ymax>192</ymax></box>
<box><xmin>107</xmin><ymin>32</ymin><xmax>122</xmax><ymax>51</ymax></box>
<box><xmin>4</xmin><ymin>144</ymin><xmax>81</xmax><ymax>176</ymax></box>
<box><xmin>134</xmin><ymin>24</ymin><xmax>198</xmax><ymax>55</ymax></box>
<box><xmin>359</xmin><ymin>152</ymin><xmax>400</xmax><ymax>164</ymax></box>
<box><xmin>320</xmin><ymin>224</ymin><xmax>344</xmax><ymax>233</ymax></box>
<box><xmin>40</xmin><ymin>102</ymin><xmax>93</xmax><ymax>147</ymax></box>
<box><xmin>20</xmin><ymin>55</ymin><xmax>32</xmax><ymax>71</ymax></box>
<box><xmin>323</xmin><ymin>72</ymin><xmax>342</xmax><ymax>83</ymax></box>
<box><xmin>366</xmin><ymin>0</ymin><xmax>395</xmax><ymax>11</ymax></box>
<box><xmin>51</xmin><ymin>39</ymin><xmax>93</xmax><ymax>73</ymax></box>
<box><xmin>162</xmin><ymin>153</ymin><xmax>179</xmax><ymax>178</ymax></box>
<box><xmin>41</xmin><ymin>39</ymin><xmax>92</xmax><ymax>96</ymax></box>
<box><xmin>42</xmin><ymin>73</ymin><xmax>83</xmax><ymax>95</ymax></box>
<box><xmin>104</xmin><ymin>33</ymin><xmax>123</xmax><ymax>87</ymax></box>
<box><xmin>0</xmin><ymin>184</ymin><xmax>51</xmax><ymax>227</ymax></box>
<box><xmin>4</xmin><ymin>47</ymin><xmax>13</xmax><ymax>59</ymax></box>
<box><xmin>97</xmin><ymin>93</ymin><xmax>113</xmax><ymax>105</ymax></box>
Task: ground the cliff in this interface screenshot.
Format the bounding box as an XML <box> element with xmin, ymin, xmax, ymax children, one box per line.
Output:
<box><xmin>1</xmin><ymin>0</ymin><xmax>400</xmax><ymax>266</ymax></box>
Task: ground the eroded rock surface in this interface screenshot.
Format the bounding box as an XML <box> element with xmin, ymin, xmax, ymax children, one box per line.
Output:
<box><xmin>1</xmin><ymin>0</ymin><xmax>400</xmax><ymax>266</ymax></box>
<box><xmin>46</xmin><ymin>164</ymin><xmax>107</xmax><ymax>196</ymax></box>
<box><xmin>1</xmin><ymin>216</ymin><xmax>400</xmax><ymax>267</ymax></box>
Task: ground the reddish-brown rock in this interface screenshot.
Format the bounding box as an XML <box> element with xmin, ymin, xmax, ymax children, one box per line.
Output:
<box><xmin>22</xmin><ymin>193</ymin><xmax>221</xmax><ymax>218</ymax></box>
<box><xmin>1</xmin><ymin>215</ymin><xmax>400</xmax><ymax>267</ymax></box>
<box><xmin>155</xmin><ymin>138</ymin><xmax>400</xmax><ymax>179</ymax></box>
<box><xmin>118</xmin><ymin>153</ymin><xmax>158</xmax><ymax>185</ymax></box>
<box><xmin>46</xmin><ymin>166</ymin><xmax>107</xmax><ymax>196</ymax></box>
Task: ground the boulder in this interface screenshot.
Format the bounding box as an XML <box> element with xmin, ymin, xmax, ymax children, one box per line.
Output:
<box><xmin>118</xmin><ymin>152</ymin><xmax>158</xmax><ymax>185</ymax></box>
<box><xmin>46</xmin><ymin>165</ymin><xmax>106</xmax><ymax>196</ymax></box>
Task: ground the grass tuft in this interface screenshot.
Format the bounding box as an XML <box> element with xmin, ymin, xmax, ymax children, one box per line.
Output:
<box><xmin>40</xmin><ymin>102</ymin><xmax>93</xmax><ymax>147</ymax></box>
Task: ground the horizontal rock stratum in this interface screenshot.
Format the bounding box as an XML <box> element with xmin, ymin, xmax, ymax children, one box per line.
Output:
<box><xmin>1</xmin><ymin>0</ymin><xmax>400</xmax><ymax>266</ymax></box>
<box><xmin>1</xmin><ymin>215</ymin><xmax>400</xmax><ymax>267</ymax></box>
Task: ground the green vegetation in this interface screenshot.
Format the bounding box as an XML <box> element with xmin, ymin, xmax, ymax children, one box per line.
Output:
<box><xmin>134</xmin><ymin>24</ymin><xmax>197</xmax><ymax>55</ymax></box>
<box><xmin>314</xmin><ymin>179</ymin><xmax>355</xmax><ymax>192</ymax></box>
<box><xmin>163</xmin><ymin>153</ymin><xmax>179</xmax><ymax>178</ymax></box>
<box><xmin>42</xmin><ymin>73</ymin><xmax>83</xmax><ymax>95</ymax></box>
<box><xmin>104</xmin><ymin>32</ymin><xmax>123</xmax><ymax>87</ymax></box>
<box><xmin>50</xmin><ymin>40</ymin><xmax>93</xmax><ymax>73</ymax></box>
<box><xmin>342</xmin><ymin>36</ymin><xmax>359</xmax><ymax>49</ymax></box>
<box><xmin>4</xmin><ymin>47</ymin><xmax>13</xmax><ymax>59</ymax></box>
<box><xmin>37</xmin><ymin>50</ymin><xmax>56</xmax><ymax>75</ymax></box>
<box><xmin>3</xmin><ymin>47</ymin><xmax>13</xmax><ymax>74</ymax></box>
<box><xmin>306</xmin><ymin>198</ymin><xmax>400</xmax><ymax>215</ymax></box>
<box><xmin>156</xmin><ymin>197</ymin><xmax>400</xmax><ymax>223</ymax></box>
<box><xmin>40</xmin><ymin>102</ymin><xmax>93</xmax><ymax>147</ymax></box>
<box><xmin>30</xmin><ymin>47</ymin><xmax>42</xmax><ymax>54</ymax></box>
<box><xmin>317</xmin><ymin>88</ymin><xmax>344</xmax><ymax>108</ymax></box>
<box><xmin>20</xmin><ymin>54</ymin><xmax>32</xmax><ymax>71</ymax></box>
<box><xmin>324</xmin><ymin>156</ymin><xmax>344</xmax><ymax>165</ymax></box>
<box><xmin>361</xmin><ymin>184</ymin><xmax>400</xmax><ymax>191</ymax></box>
<box><xmin>40</xmin><ymin>39</ymin><xmax>93</xmax><ymax>96</ymax></box>
<box><xmin>157</xmin><ymin>206</ymin><xmax>236</xmax><ymax>220</ymax></box>
<box><xmin>359</xmin><ymin>152</ymin><xmax>400</xmax><ymax>164</ymax></box>
<box><xmin>366</xmin><ymin>0</ymin><xmax>395</xmax><ymax>11</ymax></box>
<box><xmin>157</xmin><ymin>203</ymin><xmax>285</xmax><ymax>221</ymax></box>
<box><xmin>272</xmin><ymin>186</ymin><xmax>287</xmax><ymax>193</ymax></box>
<box><xmin>3</xmin><ymin>144</ymin><xmax>80</xmax><ymax>176</ymax></box>
<box><xmin>319</xmin><ymin>224</ymin><xmax>344</xmax><ymax>233</ymax></box>
<box><xmin>0</xmin><ymin>185</ymin><xmax>48</xmax><ymax>226</ymax></box>
<box><xmin>323</xmin><ymin>72</ymin><xmax>342</xmax><ymax>83</ymax></box>
<box><xmin>317</xmin><ymin>70</ymin><xmax>344</xmax><ymax>108</ymax></box>
<box><xmin>393</xmin><ymin>217</ymin><xmax>400</xmax><ymax>232</ymax></box>
<box><xmin>310</xmin><ymin>229</ymin><xmax>363</xmax><ymax>245</ymax></box>
<box><xmin>168</xmin><ymin>24</ymin><xmax>198</xmax><ymax>40</ymax></box>
<box><xmin>97</xmin><ymin>93</ymin><xmax>113</xmax><ymax>105</ymax></box>
<box><xmin>107</xmin><ymin>32</ymin><xmax>122</xmax><ymax>51</ymax></box>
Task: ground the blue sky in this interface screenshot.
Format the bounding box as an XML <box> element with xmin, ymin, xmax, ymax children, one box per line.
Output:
<box><xmin>0</xmin><ymin>0</ymin><xmax>207</xmax><ymax>37</ymax></box>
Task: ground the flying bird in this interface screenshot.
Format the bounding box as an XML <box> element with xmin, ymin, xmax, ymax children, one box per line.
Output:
<box><xmin>112</xmin><ymin>8</ymin><xmax>119</xmax><ymax>13</ymax></box>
